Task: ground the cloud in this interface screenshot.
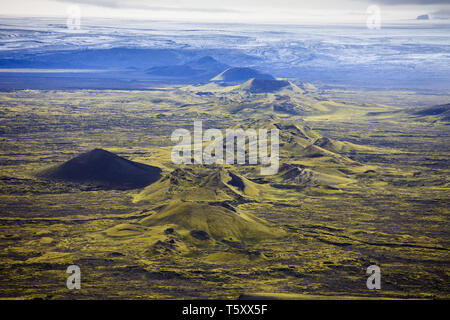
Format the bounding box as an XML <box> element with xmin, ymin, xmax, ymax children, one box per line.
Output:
<box><xmin>368</xmin><ymin>0</ymin><xmax>450</xmax><ymax>5</ymax></box>
<box><xmin>431</xmin><ymin>8</ymin><xmax>450</xmax><ymax>18</ymax></box>
<box><xmin>53</xmin><ymin>0</ymin><xmax>245</xmax><ymax>13</ymax></box>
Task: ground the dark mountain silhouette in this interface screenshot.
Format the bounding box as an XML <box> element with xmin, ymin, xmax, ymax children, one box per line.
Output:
<box><xmin>187</xmin><ymin>56</ymin><xmax>228</xmax><ymax>71</ymax></box>
<box><xmin>211</xmin><ymin>67</ymin><xmax>274</xmax><ymax>84</ymax></box>
<box><xmin>0</xmin><ymin>48</ymin><xmax>185</xmax><ymax>70</ymax></box>
<box><xmin>417</xmin><ymin>14</ymin><xmax>430</xmax><ymax>20</ymax></box>
<box><xmin>410</xmin><ymin>103</ymin><xmax>449</xmax><ymax>120</ymax></box>
<box><xmin>367</xmin><ymin>103</ymin><xmax>450</xmax><ymax>122</ymax></box>
<box><xmin>39</xmin><ymin>148</ymin><xmax>162</xmax><ymax>190</ymax></box>
<box><xmin>146</xmin><ymin>56</ymin><xmax>228</xmax><ymax>81</ymax></box>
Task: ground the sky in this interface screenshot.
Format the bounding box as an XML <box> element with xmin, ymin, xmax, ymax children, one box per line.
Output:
<box><xmin>0</xmin><ymin>0</ymin><xmax>449</xmax><ymax>24</ymax></box>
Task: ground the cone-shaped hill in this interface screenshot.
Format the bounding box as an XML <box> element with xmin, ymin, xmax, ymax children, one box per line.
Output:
<box><xmin>232</xmin><ymin>118</ymin><xmax>321</xmax><ymax>151</ymax></box>
<box><xmin>230</xmin><ymin>119</ymin><xmax>367</xmax><ymax>162</ymax></box>
<box><xmin>134</xmin><ymin>167</ymin><xmax>262</xmax><ymax>203</ymax></box>
<box><xmin>237</xmin><ymin>78</ymin><xmax>296</xmax><ymax>94</ymax></box>
<box><xmin>39</xmin><ymin>148</ymin><xmax>162</xmax><ymax>190</ymax></box>
<box><xmin>140</xmin><ymin>200</ymin><xmax>282</xmax><ymax>243</ymax></box>
<box><xmin>221</xmin><ymin>83</ymin><xmax>328</xmax><ymax>116</ymax></box>
<box><xmin>275</xmin><ymin>163</ymin><xmax>353</xmax><ymax>187</ymax></box>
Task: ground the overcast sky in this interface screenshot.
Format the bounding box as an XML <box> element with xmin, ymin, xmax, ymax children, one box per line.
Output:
<box><xmin>0</xmin><ymin>0</ymin><xmax>449</xmax><ymax>23</ymax></box>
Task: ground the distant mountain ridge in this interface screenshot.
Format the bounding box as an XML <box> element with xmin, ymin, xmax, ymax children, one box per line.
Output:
<box><xmin>367</xmin><ymin>103</ymin><xmax>450</xmax><ymax>122</ymax></box>
<box><xmin>410</xmin><ymin>103</ymin><xmax>449</xmax><ymax>121</ymax></box>
<box><xmin>211</xmin><ymin>67</ymin><xmax>275</xmax><ymax>84</ymax></box>
<box><xmin>146</xmin><ymin>56</ymin><xmax>229</xmax><ymax>81</ymax></box>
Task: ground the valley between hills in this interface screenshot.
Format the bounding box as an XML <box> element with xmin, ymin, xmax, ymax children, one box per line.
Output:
<box><xmin>0</xmin><ymin>75</ymin><xmax>448</xmax><ymax>299</ymax></box>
